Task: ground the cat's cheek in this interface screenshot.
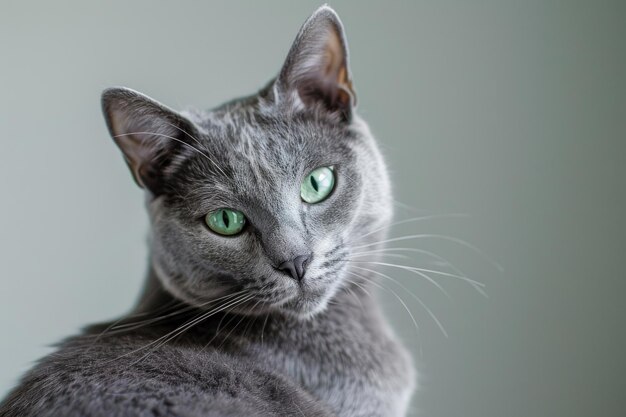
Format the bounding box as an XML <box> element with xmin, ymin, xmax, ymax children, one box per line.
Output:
<box><xmin>151</xmin><ymin>257</ymin><xmax>222</xmax><ymax>306</ymax></box>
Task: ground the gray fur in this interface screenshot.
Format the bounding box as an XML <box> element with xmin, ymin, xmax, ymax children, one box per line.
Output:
<box><xmin>0</xmin><ymin>6</ymin><xmax>415</xmax><ymax>417</ymax></box>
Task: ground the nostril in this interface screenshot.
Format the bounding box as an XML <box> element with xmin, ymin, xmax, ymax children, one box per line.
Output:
<box><xmin>277</xmin><ymin>254</ymin><xmax>311</xmax><ymax>281</ymax></box>
<box><xmin>277</xmin><ymin>260</ymin><xmax>298</xmax><ymax>281</ymax></box>
<box><xmin>293</xmin><ymin>254</ymin><xmax>310</xmax><ymax>280</ymax></box>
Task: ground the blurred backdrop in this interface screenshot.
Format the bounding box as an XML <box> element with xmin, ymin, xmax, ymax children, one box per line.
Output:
<box><xmin>1</xmin><ymin>1</ymin><xmax>624</xmax><ymax>416</ymax></box>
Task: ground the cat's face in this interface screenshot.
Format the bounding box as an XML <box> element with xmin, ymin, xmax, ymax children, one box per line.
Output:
<box><xmin>102</xmin><ymin>6</ymin><xmax>391</xmax><ymax>319</ymax></box>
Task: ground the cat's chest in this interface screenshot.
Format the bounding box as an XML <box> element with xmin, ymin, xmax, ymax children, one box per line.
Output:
<box><xmin>245</xmin><ymin>316</ymin><xmax>415</xmax><ymax>417</ymax></box>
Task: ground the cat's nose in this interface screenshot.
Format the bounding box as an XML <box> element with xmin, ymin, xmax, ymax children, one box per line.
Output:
<box><xmin>277</xmin><ymin>254</ymin><xmax>311</xmax><ymax>281</ymax></box>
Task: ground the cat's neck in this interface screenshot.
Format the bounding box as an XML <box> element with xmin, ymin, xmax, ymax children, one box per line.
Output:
<box><xmin>131</xmin><ymin>266</ymin><xmax>178</xmax><ymax>315</ymax></box>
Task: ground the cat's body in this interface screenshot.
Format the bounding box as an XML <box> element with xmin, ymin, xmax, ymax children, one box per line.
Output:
<box><xmin>1</xmin><ymin>270</ymin><xmax>412</xmax><ymax>417</ymax></box>
<box><xmin>0</xmin><ymin>6</ymin><xmax>415</xmax><ymax>417</ymax></box>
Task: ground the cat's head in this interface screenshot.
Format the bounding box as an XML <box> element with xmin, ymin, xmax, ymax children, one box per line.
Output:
<box><xmin>102</xmin><ymin>6</ymin><xmax>391</xmax><ymax>319</ymax></box>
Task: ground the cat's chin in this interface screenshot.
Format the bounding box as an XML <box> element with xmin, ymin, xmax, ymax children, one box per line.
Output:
<box><xmin>213</xmin><ymin>294</ymin><xmax>327</xmax><ymax>321</ymax></box>
<box><xmin>277</xmin><ymin>299</ymin><xmax>329</xmax><ymax>321</ymax></box>
<box><xmin>274</xmin><ymin>285</ymin><xmax>338</xmax><ymax>320</ymax></box>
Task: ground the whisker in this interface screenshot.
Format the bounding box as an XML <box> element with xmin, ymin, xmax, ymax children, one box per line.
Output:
<box><xmin>242</xmin><ymin>303</ymin><xmax>262</xmax><ymax>340</ymax></box>
<box><xmin>89</xmin><ymin>297</ymin><xmax>185</xmax><ymax>344</ymax></box>
<box><xmin>351</xmin><ymin>260</ymin><xmax>485</xmax><ymax>292</ymax></box>
<box><xmin>107</xmin><ymin>292</ymin><xmax>252</xmax><ymax>365</ymax></box>
<box><xmin>352</xmin><ymin>233</ymin><xmax>503</xmax><ymax>272</ymax></box>
<box><xmin>108</xmin><ymin>291</ymin><xmax>245</xmax><ymax>333</ymax></box>
<box><xmin>349</xmin><ymin>252</ymin><xmax>411</xmax><ymax>261</ymax></box>
<box><xmin>349</xmin><ymin>247</ymin><xmax>487</xmax><ymax>296</ymax></box>
<box><xmin>355</xmin><ymin>213</ymin><xmax>469</xmax><ymax>242</ymax></box>
<box><xmin>347</xmin><ymin>270</ymin><xmax>424</xmax><ymax>358</ymax></box>
<box><xmin>345</xmin><ymin>270</ymin><xmax>421</xmax><ymax>340</ymax></box>
<box><xmin>200</xmin><ymin>309</ymin><xmax>234</xmax><ymax>351</ymax></box>
<box><xmin>347</xmin><ymin>278</ymin><xmax>373</xmax><ymax>299</ymax></box>
<box><xmin>260</xmin><ymin>312</ymin><xmax>270</xmax><ymax>346</ymax></box>
<box><xmin>214</xmin><ymin>301</ymin><xmax>260</xmax><ymax>351</ymax></box>
<box><xmin>341</xmin><ymin>280</ymin><xmax>367</xmax><ymax>311</ymax></box>
<box><xmin>128</xmin><ymin>293</ymin><xmax>255</xmax><ymax>366</ymax></box>
<box><xmin>350</xmin><ymin>266</ymin><xmax>448</xmax><ymax>338</ymax></box>
<box><xmin>392</xmin><ymin>199</ymin><xmax>426</xmax><ymax>214</ymax></box>
<box><xmin>350</xmin><ymin>261</ymin><xmax>451</xmax><ymax>299</ymax></box>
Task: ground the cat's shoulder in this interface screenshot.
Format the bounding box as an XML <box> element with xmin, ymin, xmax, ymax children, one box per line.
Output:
<box><xmin>0</xmin><ymin>329</ymin><xmax>335</xmax><ymax>417</ymax></box>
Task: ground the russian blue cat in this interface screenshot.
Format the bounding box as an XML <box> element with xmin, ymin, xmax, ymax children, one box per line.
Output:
<box><xmin>0</xmin><ymin>6</ymin><xmax>415</xmax><ymax>416</ymax></box>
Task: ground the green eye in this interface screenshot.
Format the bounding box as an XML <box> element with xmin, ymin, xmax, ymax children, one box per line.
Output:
<box><xmin>301</xmin><ymin>166</ymin><xmax>335</xmax><ymax>204</ymax></box>
<box><xmin>205</xmin><ymin>208</ymin><xmax>246</xmax><ymax>236</ymax></box>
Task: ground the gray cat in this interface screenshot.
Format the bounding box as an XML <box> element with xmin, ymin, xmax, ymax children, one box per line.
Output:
<box><xmin>0</xmin><ymin>6</ymin><xmax>415</xmax><ymax>417</ymax></box>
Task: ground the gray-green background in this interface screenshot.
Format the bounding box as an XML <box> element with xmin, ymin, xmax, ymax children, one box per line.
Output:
<box><xmin>1</xmin><ymin>1</ymin><xmax>624</xmax><ymax>416</ymax></box>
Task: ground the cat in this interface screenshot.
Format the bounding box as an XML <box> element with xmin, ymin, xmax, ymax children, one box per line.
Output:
<box><xmin>0</xmin><ymin>6</ymin><xmax>415</xmax><ymax>417</ymax></box>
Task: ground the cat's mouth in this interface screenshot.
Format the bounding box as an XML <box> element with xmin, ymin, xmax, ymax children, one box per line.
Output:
<box><xmin>268</xmin><ymin>270</ymin><xmax>344</xmax><ymax>319</ymax></box>
<box><xmin>271</xmin><ymin>252</ymin><xmax>349</xmax><ymax>318</ymax></box>
<box><xmin>222</xmin><ymin>278</ymin><xmax>330</xmax><ymax>319</ymax></box>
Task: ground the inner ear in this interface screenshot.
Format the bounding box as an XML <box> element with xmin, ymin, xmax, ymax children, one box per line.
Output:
<box><xmin>278</xmin><ymin>6</ymin><xmax>356</xmax><ymax>120</ymax></box>
<box><xmin>102</xmin><ymin>87</ymin><xmax>200</xmax><ymax>194</ymax></box>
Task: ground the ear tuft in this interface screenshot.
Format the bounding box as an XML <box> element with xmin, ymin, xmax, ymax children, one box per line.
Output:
<box><xmin>277</xmin><ymin>5</ymin><xmax>356</xmax><ymax>120</ymax></box>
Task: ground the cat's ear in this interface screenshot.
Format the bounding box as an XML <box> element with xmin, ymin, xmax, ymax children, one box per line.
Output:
<box><xmin>101</xmin><ymin>87</ymin><xmax>198</xmax><ymax>194</ymax></box>
<box><xmin>276</xmin><ymin>5</ymin><xmax>356</xmax><ymax>120</ymax></box>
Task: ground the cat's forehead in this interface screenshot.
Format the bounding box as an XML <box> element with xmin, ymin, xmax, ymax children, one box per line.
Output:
<box><xmin>192</xmin><ymin>107</ymin><xmax>355</xmax><ymax>165</ymax></box>
<box><xmin>175</xmin><ymin>109</ymin><xmax>357</xmax><ymax>213</ymax></box>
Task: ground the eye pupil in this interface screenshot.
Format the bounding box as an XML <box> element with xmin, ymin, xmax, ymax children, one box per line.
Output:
<box><xmin>301</xmin><ymin>166</ymin><xmax>335</xmax><ymax>204</ymax></box>
<box><xmin>310</xmin><ymin>176</ymin><xmax>319</xmax><ymax>192</ymax></box>
<box><xmin>205</xmin><ymin>208</ymin><xmax>245</xmax><ymax>236</ymax></box>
